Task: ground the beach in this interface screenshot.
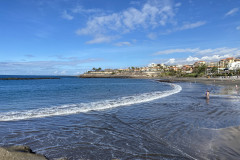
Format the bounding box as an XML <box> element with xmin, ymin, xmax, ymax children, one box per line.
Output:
<box><xmin>159</xmin><ymin>77</ymin><xmax>240</xmax><ymax>86</ymax></box>
<box><xmin>0</xmin><ymin>77</ymin><xmax>240</xmax><ymax>159</ymax></box>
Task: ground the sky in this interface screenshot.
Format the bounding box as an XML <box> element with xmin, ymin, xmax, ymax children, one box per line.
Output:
<box><xmin>0</xmin><ymin>0</ymin><xmax>240</xmax><ymax>75</ymax></box>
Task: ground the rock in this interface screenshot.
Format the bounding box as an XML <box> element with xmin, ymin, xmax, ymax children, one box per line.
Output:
<box><xmin>0</xmin><ymin>145</ymin><xmax>47</xmax><ymax>160</ymax></box>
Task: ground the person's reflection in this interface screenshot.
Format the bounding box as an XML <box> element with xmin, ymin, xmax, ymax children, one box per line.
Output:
<box><xmin>206</xmin><ymin>98</ymin><xmax>209</xmax><ymax>104</ymax></box>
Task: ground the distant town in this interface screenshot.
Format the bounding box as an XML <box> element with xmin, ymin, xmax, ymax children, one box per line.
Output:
<box><xmin>81</xmin><ymin>57</ymin><xmax>240</xmax><ymax>78</ymax></box>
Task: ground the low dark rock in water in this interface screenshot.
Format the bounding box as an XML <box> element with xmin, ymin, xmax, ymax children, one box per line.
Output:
<box><xmin>0</xmin><ymin>77</ymin><xmax>60</xmax><ymax>80</ymax></box>
<box><xmin>0</xmin><ymin>145</ymin><xmax>47</xmax><ymax>160</ymax></box>
<box><xmin>157</xmin><ymin>79</ymin><xmax>174</xmax><ymax>83</ymax></box>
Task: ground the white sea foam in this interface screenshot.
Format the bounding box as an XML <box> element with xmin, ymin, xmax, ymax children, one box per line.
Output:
<box><xmin>0</xmin><ymin>83</ymin><xmax>182</xmax><ymax>121</ymax></box>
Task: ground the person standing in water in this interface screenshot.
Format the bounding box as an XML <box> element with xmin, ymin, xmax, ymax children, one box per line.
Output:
<box><xmin>206</xmin><ymin>90</ymin><xmax>210</xmax><ymax>99</ymax></box>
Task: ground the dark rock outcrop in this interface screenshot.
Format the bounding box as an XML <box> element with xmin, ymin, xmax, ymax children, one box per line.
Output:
<box><xmin>0</xmin><ymin>145</ymin><xmax>47</xmax><ymax>160</ymax></box>
<box><xmin>0</xmin><ymin>78</ymin><xmax>60</xmax><ymax>80</ymax></box>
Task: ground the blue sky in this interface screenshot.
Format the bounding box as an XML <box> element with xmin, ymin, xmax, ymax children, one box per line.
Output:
<box><xmin>0</xmin><ymin>0</ymin><xmax>240</xmax><ymax>75</ymax></box>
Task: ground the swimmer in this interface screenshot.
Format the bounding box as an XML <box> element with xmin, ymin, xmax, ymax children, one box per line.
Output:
<box><xmin>206</xmin><ymin>90</ymin><xmax>210</xmax><ymax>100</ymax></box>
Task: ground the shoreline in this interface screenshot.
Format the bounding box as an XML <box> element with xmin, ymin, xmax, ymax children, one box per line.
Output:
<box><xmin>157</xmin><ymin>77</ymin><xmax>240</xmax><ymax>87</ymax></box>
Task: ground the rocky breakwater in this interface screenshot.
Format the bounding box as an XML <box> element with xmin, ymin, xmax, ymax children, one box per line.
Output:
<box><xmin>79</xmin><ymin>71</ymin><xmax>159</xmax><ymax>78</ymax></box>
<box><xmin>0</xmin><ymin>77</ymin><xmax>60</xmax><ymax>80</ymax></box>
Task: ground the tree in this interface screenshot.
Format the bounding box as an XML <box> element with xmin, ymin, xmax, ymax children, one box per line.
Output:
<box><xmin>193</xmin><ymin>64</ymin><xmax>207</xmax><ymax>77</ymax></box>
<box><xmin>211</xmin><ymin>66</ymin><xmax>218</xmax><ymax>74</ymax></box>
<box><xmin>96</xmin><ymin>67</ymin><xmax>102</xmax><ymax>71</ymax></box>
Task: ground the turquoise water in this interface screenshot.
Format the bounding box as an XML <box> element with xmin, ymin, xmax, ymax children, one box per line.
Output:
<box><xmin>1</xmin><ymin>77</ymin><xmax>240</xmax><ymax>159</ymax></box>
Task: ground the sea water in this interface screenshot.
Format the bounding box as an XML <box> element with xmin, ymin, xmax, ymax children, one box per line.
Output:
<box><xmin>0</xmin><ymin>77</ymin><xmax>240</xmax><ymax>159</ymax></box>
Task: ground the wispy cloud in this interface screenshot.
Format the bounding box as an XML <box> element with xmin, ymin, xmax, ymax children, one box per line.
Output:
<box><xmin>25</xmin><ymin>54</ymin><xmax>35</xmax><ymax>58</ymax></box>
<box><xmin>86</xmin><ymin>35</ymin><xmax>116</xmax><ymax>44</ymax></box>
<box><xmin>196</xmin><ymin>48</ymin><xmax>240</xmax><ymax>55</ymax></box>
<box><xmin>175</xmin><ymin>2</ymin><xmax>181</xmax><ymax>7</ymax></box>
<box><xmin>62</xmin><ymin>10</ymin><xmax>74</xmax><ymax>20</ymax></box>
<box><xmin>155</xmin><ymin>47</ymin><xmax>240</xmax><ymax>56</ymax></box>
<box><xmin>72</xmin><ymin>5</ymin><xmax>102</xmax><ymax>14</ymax></box>
<box><xmin>115</xmin><ymin>41</ymin><xmax>131</xmax><ymax>46</ymax></box>
<box><xmin>177</xmin><ymin>21</ymin><xmax>206</xmax><ymax>30</ymax></box>
<box><xmin>163</xmin><ymin>21</ymin><xmax>206</xmax><ymax>34</ymax></box>
<box><xmin>155</xmin><ymin>48</ymin><xmax>199</xmax><ymax>55</ymax></box>
<box><xmin>147</xmin><ymin>33</ymin><xmax>157</xmax><ymax>40</ymax></box>
<box><xmin>225</xmin><ymin>8</ymin><xmax>239</xmax><ymax>17</ymax></box>
<box><xmin>0</xmin><ymin>58</ymin><xmax>102</xmax><ymax>75</ymax></box>
<box><xmin>237</xmin><ymin>26</ymin><xmax>240</xmax><ymax>30</ymax></box>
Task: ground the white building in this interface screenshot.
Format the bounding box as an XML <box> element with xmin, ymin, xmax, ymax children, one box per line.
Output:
<box><xmin>148</xmin><ymin>63</ymin><xmax>157</xmax><ymax>67</ymax></box>
<box><xmin>228</xmin><ymin>62</ymin><xmax>240</xmax><ymax>70</ymax></box>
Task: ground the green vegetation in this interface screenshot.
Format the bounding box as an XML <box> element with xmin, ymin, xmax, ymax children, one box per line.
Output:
<box><xmin>92</xmin><ymin>67</ymin><xmax>102</xmax><ymax>71</ymax></box>
<box><xmin>86</xmin><ymin>63</ymin><xmax>240</xmax><ymax>78</ymax></box>
<box><xmin>193</xmin><ymin>64</ymin><xmax>207</xmax><ymax>76</ymax></box>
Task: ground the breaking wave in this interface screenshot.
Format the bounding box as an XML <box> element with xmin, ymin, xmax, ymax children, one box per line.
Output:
<box><xmin>0</xmin><ymin>83</ymin><xmax>182</xmax><ymax>121</ymax></box>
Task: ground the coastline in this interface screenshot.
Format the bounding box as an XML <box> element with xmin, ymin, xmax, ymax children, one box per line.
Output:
<box><xmin>157</xmin><ymin>77</ymin><xmax>240</xmax><ymax>97</ymax></box>
<box><xmin>158</xmin><ymin>77</ymin><xmax>240</xmax><ymax>87</ymax></box>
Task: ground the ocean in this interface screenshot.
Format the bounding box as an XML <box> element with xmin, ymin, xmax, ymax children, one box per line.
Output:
<box><xmin>0</xmin><ymin>76</ymin><xmax>240</xmax><ymax>159</ymax></box>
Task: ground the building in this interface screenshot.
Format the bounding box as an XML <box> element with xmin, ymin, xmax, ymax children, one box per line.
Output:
<box><xmin>182</xmin><ymin>65</ymin><xmax>193</xmax><ymax>73</ymax></box>
<box><xmin>219</xmin><ymin>57</ymin><xmax>235</xmax><ymax>69</ymax></box>
<box><xmin>228</xmin><ymin>62</ymin><xmax>240</xmax><ymax>71</ymax></box>
<box><xmin>148</xmin><ymin>63</ymin><xmax>157</xmax><ymax>67</ymax></box>
<box><xmin>157</xmin><ymin>63</ymin><xmax>167</xmax><ymax>69</ymax></box>
<box><xmin>206</xmin><ymin>62</ymin><xmax>217</xmax><ymax>67</ymax></box>
<box><xmin>169</xmin><ymin>66</ymin><xmax>179</xmax><ymax>71</ymax></box>
<box><xmin>193</xmin><ymin>61</ymin><xmax>206</xmax><ymax>68</ymax></box>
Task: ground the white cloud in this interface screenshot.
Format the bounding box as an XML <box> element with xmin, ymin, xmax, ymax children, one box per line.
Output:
<box><xmin>185</xmin><ymin>54</ymin><xmax>232</xmax><ymax>63</ymax></box>
<box><xmin>76</xmin><ymin>0</ymin><xmax>176</xmax><ymax>41</ymax></box>
<box><xmin>115</xmin><ymin>41</ymin><xmax>131</xmax><ymax>46</ymax></box>
<box><xmin>237</xmin><ymin>26</ymin><xmax>240</xmax><ymax>30</ymax></box>
<box><xmin>201</xmin><ymin>54</ymin><xmax>231</xmax><ymax>61</ymax></box>
<box><xmin>186</xmin><ymin>56</ymin><xmax>199</xmax><ymax>62</ymax></box>
<box><xmin>74</xmin><ymin>0</ymin><xmax>208</xmax><ymax>44</ymax></box>
<box><xmin>156</xmin><ymin>47</ymin><xmax>240</xmax><ymax>65</ymax></box>
<box><xmin>62</xmin><ymin>10</ymin><xmax>74</xmax><ymax>20</ymax></box>
<box><xmin>166</xmin><ymin>58</ymin><xmax>175</xmax><ymax>64</ymax></box>
<box><xmin>163</xmin><ymin>54</ymin><xmax>236</xmax><ymax>65</ymax></box>
<box><xmin>225</xmin><ymin>8</ymin><xmax>239</xmax><ymax>17</ymax></box>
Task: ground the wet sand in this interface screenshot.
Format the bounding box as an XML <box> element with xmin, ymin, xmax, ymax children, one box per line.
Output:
<box><xmin>160</xmin><ymin>77</ymin><xmax>240</xmax><ymax>159</ymax></box>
